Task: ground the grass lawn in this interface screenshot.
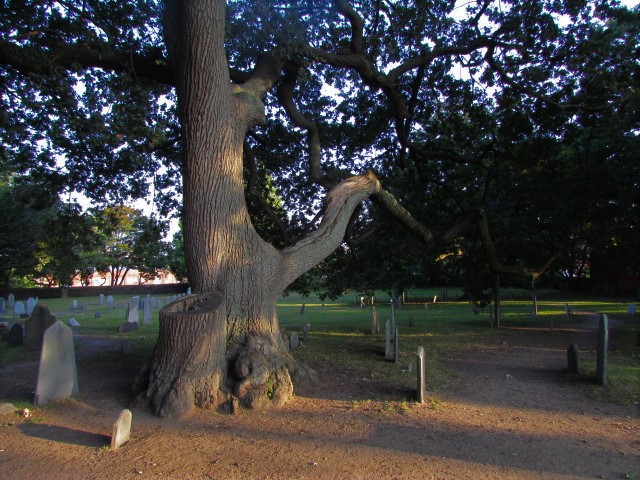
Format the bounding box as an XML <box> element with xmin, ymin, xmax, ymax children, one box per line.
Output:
<box><xmin>1</xmin><ymin>289</ymin><xmax>638</xmax><ymax>406</ymax></box>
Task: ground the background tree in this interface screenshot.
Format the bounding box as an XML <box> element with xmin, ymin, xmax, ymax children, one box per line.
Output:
<box><xmin>1</xmin><ymin>0</ymin><xmax>637</xmax><ymax>415</ymax></box>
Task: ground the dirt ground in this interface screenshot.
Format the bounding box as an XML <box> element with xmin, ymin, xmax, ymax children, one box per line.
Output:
<box><xmin>0</xmin><ymin>314</ymin><xmax>638</xmax><ymax>480</ymax></box>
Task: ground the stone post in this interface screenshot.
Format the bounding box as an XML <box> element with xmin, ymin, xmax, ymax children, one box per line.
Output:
<box><xmin>416</xmin><ymin>346</ymin><xmax>426</xmax><ymax>404</ymax></box>
<box><xmin>596</xmin><ymin>314</ymin><xmax>608</xmax><ymax>385</ymax></box>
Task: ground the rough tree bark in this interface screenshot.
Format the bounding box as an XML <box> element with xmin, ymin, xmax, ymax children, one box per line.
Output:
<box><xmin>133</xmin><ymin>0</ymin><xmax>381</xmax><ymax>417</ymax></box>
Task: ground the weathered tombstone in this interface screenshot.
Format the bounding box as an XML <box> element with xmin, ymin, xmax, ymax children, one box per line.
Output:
<box><xmin>596</xmin><ymin>314</ymin><xmax>608</xmax><ymax>386</ymax></box>
<box><xmin>393</xmin><ymin>327</ymin><xmax>399</xmax><ymax>363</ymax></box>
<box><xmin>110</xmin><ymin>409</ymin><xmax>132</xmax><ymax>450</ymax></box>
<box><xmin>8</xmin><ymin>293</ymin><xmax>15</xmax><ymax>309</ymax></box>
<box><xmin>567</xmin><ymin>343</ymin><xmax>580</xmax><ymax>374</ymax></box>
<box><xmin>628</xmin><ymin>304</ymin><xmax>637</xmax><ymax>315</ymax></box>
<box><xmin>25</xmin><ymin>304</ymin><xmax>57</xmax><ymax>352</ymax></box>
<box><xmin>68</xmin><ymin>318</ymin><xmax>80</xmax><ymax>328</ymax></box>
<box><xmin>384</xmin><ymin>320</ymin><xmax>392</xmax><ymax>360</ymax></box>
<box><xmin>26</xmin><ymin>297</ymin><xmax>36</xmax><ymax>315</ymax></box>
<box><xmin>70</xmin><ymin>299</ymin><xmax>78</xmax><ymax>311</ymax></box>
<box><xmin>186</xmin><ymin>287</ymin><xmax>192</xmax><ymax>295</ymax></box>
<box><xmin>299</xmin><ymin>323</ymin><xmax>310</xmax><ymax>342</ymax></box>
<box><xmin>106</xmin><ymin>295</ymin><xmax>114</xmax><ymax>310</ymax></box>
<box><xmin>99</xmin><ymin>293</ymin><xmax>104</xmax><ymax>305</ymax></box>
<box><xmin>8</xmin><ymin>324</ymin><xmax>23</xmax><ymax>347</ymax></box>
<box><xmin>142</xmin><ymin>297</ymin><xmax>152</xmax><ymax>326</ymax></box>
<box><xmin>127</xmin><ymin>296</ymin><xmax>139</xmax><ymax>323</ymax></box>
<box><xmin>289</xmin><ymin>332</ymin><xmax>299</xmax><ymax>350</ymax></box>
<box><xmin>416</xmin><ymin>346</ymin><xmax>426</xmax><ymax>403</ymax></box>
<box><xmin>299</xmin><ymin>303</ymin><xmax>305</xmax><ymax>315</ymax></box>
<box><xmin>34</xmin><ymin>321</ymin><xmax>79</xmax><ymax>405</ymax></box>
<box><xmin>0</xmin><ymin>297</ymin><xmax>5</xmax><ymax>314</ymax></box>
<box><xmin>433</xmin><ymin>295</ymin><xmax>437</xmax><ymax>304</ymax></box>
<box><xmin>117</xmin><ymin>321</ymin><xmax>139</xmax><ymax>334</ymax></box>
<box><xmin>371</xmin><ymin>306</ymin><xmax>379</xmax><ymax>334</ymax></box>
<box><xmin>13</xmin><ymin>301</ymin><xmax>26</xmax><ymax>316</ymax></box>
<box><xmin>95</xmin><ymin>312</ymin><xmax>101</xmax><ymax>319</ymax></box>
<box><xmin>360</xmin><ymin>296</ymin><xmax>365</xmax><ymax>309</ymax></box>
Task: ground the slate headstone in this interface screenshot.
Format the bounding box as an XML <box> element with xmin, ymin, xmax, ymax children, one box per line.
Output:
<box><xmin>299</xmin><ymin>323</ymin><xmax>310</xmax><ymax>342</ymax></box>
<box><xmin>8</xmin><ymin>324</ymin><xmax>23</xmax><ymax>347</ymax></box>
<box><xmin>186</xmin><ymin>287</ymin><xmax>192</xmax><ymax>295</ymax></box>
<box><xmin>127</xmin><ymin>296</ymin><xmax>139</xmax><ymax>323</ymax></box>
<box><xmin>142</xmin><ymin>297</ymin><xmax>152</xmax><ymax>326</ymax></box>
<box><xmin>94</xmin><ymin>312</ymin><xmax>101</xmax><ymax>319</ymax></box>
<box><xmin>110</xmin><ymin>409</ymin><xmax>132</xmax><ymax>449</ymax></box>
<box><xmin>371</xmin><ymin>306</ymin><xmax>379</xmax><ymax>334</ymax></box>
<box><xmin>71</xmin><ymin>299</ymin><xmax>78</xmax><ymax>311</ymax></box>
<box><xmin>596</xmin><ymin>314</ymin><xmax>609</xmax><ymax>386</ymax></box>
<box><xmin>68</xmin><ymin>318</ymin><xmax>80</xmax><ymax>328</ymax></box>
<box><xmin>34</xmin><ymin>321</ymin><xmax>79</xmax><ymax>405</ymax></box>
<box><xmin>106</xmin><ymin>295</ymin><xmax>114</xmax><ymax>310</ymax></box>
<box><xmin>26</xmin><ymin>297</ymin><xmax>36</xmax><ymax>315</ymax></box>
<box><xmin>13</xmin><ymin>301</ymin><xmax>26</xmax><ymax>316</ymax></box>
<box><xmin>567</xmin><ymin>343</ymin><xmax>580</xmax><ymax>374</ymax></box>
<box><xmin>8</xmin><ymin>294</ymin><xmax>15</xmax><ymax>309</ymax></box>
<box><xmin>393</xmin><ymin>327</ymin><xmax>399</xmax><ymax>363</ymax></box>
<box><xmin>416</xmin><ymin>346</ymin><xmax>426</xmax><ymax>403</ymax></box>
<box><xmin>99</xmin><ymin>294</ymin><xmax>104</xmax><ymax>305</ymax></box>
<box><xmin>25</xmin><ymin>304</ymin><xmax>57</xmax><ymax>352</ymax></box>
<box><xmin>385</xmin><ymin>320</ymin><xmax>392</xmax><ymax>360</ymax></box>
<box><xmin>117</xmin><ymin>321</ymin><xmax>139</xmax><ymax>334</ymax></box>
<box><xmin>289</xmin><ymin>332</ymin><xmax>299</xmax><ymax>350</ymax></box>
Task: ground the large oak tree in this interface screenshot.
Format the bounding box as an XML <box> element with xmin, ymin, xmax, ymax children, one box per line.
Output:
<box><xmin>1</xmin><ymin>0</ymin><xmax>637</xmax><ymax>416</ymax></box>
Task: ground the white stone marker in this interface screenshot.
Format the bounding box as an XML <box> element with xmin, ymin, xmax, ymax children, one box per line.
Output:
<box><xmin>35</xmin><ymin>321</ymin><xmax>79</xmax><ymax>405</ymax></box>
<box><xmin>110</xmin><ymin>409</ymin><xmax>132</xmax><ymax>449</ymax></box>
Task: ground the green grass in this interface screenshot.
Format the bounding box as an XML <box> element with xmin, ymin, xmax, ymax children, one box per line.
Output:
<box><xmin>1</xmin><ymin>290</ymin><xmax>638</xmax><ymax>406</ymax></box>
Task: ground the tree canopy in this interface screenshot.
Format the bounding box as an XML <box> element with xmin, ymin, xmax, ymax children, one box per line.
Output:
<box><xmin>2</xmin><ymin>0</ymin><xmax>637</xmax><ymax>292</ymax></box>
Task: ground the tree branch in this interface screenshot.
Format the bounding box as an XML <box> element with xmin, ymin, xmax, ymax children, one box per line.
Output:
<box><xmin>0</xmin><ymin>39</ymin><xmax>174</xmax><ymax>85</ymax></box>
<box><xmin>281</xmin><ymin>171</ymin><xmax>380</xmax><ymax>285</ymax></box>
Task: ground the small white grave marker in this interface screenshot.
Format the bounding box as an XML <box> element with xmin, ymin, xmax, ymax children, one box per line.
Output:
<box><xmin>110</xmin><ymin>409</ymin><xmax>132</xmax><ymax>449</ymax></box>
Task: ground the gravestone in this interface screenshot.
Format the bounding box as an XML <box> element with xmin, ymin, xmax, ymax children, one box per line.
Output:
<box><xmin>289</xmin><ymin>332</ymin><xmax>299</xmax><ymax>350</ymax></box>
<box><xmin>142</xmin><ymin>297</ymin><xmax>152</xmax><ymax>326</ymax></box>
<box><xmin>565</xmin><ymin>303</ymin><xmax>572</xmax><ymax>319</ymax></box>
<box><xmin>8</xmin><ymin>294</ymin><xmax>15</xmax><ymax>308</ymax></box>
<box><xmin>299</xmin><ymin>323</ymin><xmax>310</xmax><ymax>342</ymax></box>
<box><xmin>25</xmin><ymin>304</ymin><xmax>57</xmax><ymax>352</ymax></box>
<box><xmin>68</xmin><ymin>318</ymin><xmax>80</xmax><ymax>328</ymax></box>
<box><xmin>433</xmin><ymin>295</ymin><xmax>437</xmax><ymax>304</ymax></box>
<box><xmin>117</xmin><ymin>321</ymin><xmax>139</xmax><ymax>334</ymax></box>
<box><xmin>0</xmin><ymin>297</ymin><xmax>5</xmax><ymax>314</ymax></box>
<box><xmin>110</xmin><ymin>409</ymin><xmax>132</xmax><ymax>449</ymax></box>
<box><xmin>8</xmin><ymin>324</ymin><xmax>23</xmax><ymax>347</ymax></box>
<box><xmin>127</xmin><ymin>296</ymin><xmax>139</xmax><ymax>323</ymax></box>
<box><xmin>71</xmin><ymin>300</ymin><xmax>78</xmax><ymax>311</ymax></box>
<box><xmin>106</xmin><ymin>295</ymin><xmax>114</xmax><ymax>310</ymax></box>
<box><xmin>416</xmin><ymin>346</ymin><xmax>426</xmax><ymax>403</ymax></box>
<box><xmin>371</xmin><ymin>307</ymin><xmax>379</xmax><ymax>334</ymax></box>
<box><xmin>628</xmin><ymin>304</ymin><xmax>637</xmax><ymax>315</ymax></box>
<box><xmin>186</xmin><ymin>287</ymin><xmax>192</xmax><ymax>295</ymax></box>
<box><xmin>567</xmin><ymin>343</ymin><xmax>580</xmax><ymax>374</ymax></box>
<box><xmin>34</xmin><ymin>321</ymin><xmax>79</xmax><ymax>405</ymax></box>
<box><xmin>299</xmin><ymin>303</ymin><xmax>305</xmax><ymax>315</ymax></box>
<box><xmin>384</xmin><ymin>320</ymin><xmax>392</xmax><ymax>360</ymax></box>
<box><xmin>99</xmin><ymin>293</ymin><xmax>104</xmax><ymax>305</ymax></box>
<box><xmin>393</xmin><ymin>327</ymin><xmax>399</xmax><ymax>363</ymax></box>
<box><xmin>26</xmin><ymin>297</ymin><xmax>36</xmax><ymax>315</ymax></box>
<box><xmin>13</xmin><ymin>301</ymin><xmax>26</xmax><ymax>316</ymax></box>
<box><xmin>95</xmin><ymin>312</ymin><xmax>101</xmax><ymax>319</ymax></box>
<box><xmin>596</xmin><ymin>314</ymin><xmax>609</xmax><ymax>386</ymax></box>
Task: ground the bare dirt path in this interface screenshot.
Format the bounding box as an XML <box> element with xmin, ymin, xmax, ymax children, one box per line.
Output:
<box><xmin>0</xmin><ymin>317</ymin><xmax>638</xmax><ymax>480</ymax></box>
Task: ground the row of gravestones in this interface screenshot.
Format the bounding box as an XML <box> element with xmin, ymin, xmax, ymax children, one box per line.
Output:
<box><xmin>0</xmin><ymin>296</ymin><xmax>39</xmax><ymax>316</ymax></box>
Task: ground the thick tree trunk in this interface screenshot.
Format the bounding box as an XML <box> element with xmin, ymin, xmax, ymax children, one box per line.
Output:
<box><xmin>133</xmin><ymin>0</ymin><xmax>380</xmax><ymax>418</ymax></box>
